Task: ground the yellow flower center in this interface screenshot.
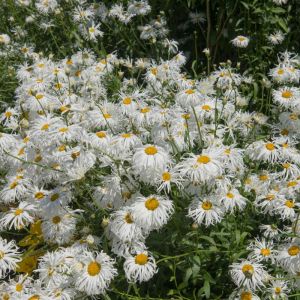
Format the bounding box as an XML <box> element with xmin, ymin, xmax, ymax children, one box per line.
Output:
<box><xmin>15</xmin><ymin>283</ymin><xmax>23</xmax><ymax>292</ymax></box>
<box><xmin>123</xmin><ymin>97</ymin><xmax>132</xmax><ymax>105</ymax></box>
<box><xmin>260</xmin><ymin>248</ymin><xmax>271</xmax><ymax>256</ymax></box>
<box><xmin>103</xmin><ymin>113</ymin><xmax>112</xmax><ymax>119</ymax></box>
<box><xmin>135</xmin><ymin>253</ymin><xmax>148</xmax><ymax>265</ymax></box>
<box><xmin>282</xmin><ymin>90</ymin><xmax>293</xmax><ymax>99</ymax></box>
<box><xmin>162</xmin><ymin>172</ymin><xmax>171</xmax><ymax>181</ymax></box>
<box><xmin>275</xmin><ymin>287</ymin><xmax>281</xmax><ymax>294</ymax></box>
<box><xmin>96</xmin><ymin>131</ymin><xmax>106</xmax><ymax>138</ymax></box>
<box><xmin>226</xmin><ymin>192</ymin><xmax>234</xmax><ymax>199</ymax></box>
<box><xmin>145</xmin><ymin>197</ymin><xmax>160</xmax><ymax>211</ymax></box>
<box><xmin>50</xmin><ymin>193</ymin><xmax>59</xmax><ymax>202</ymax></box>
<box><xmin>10</xmin><ymin>181</ymin><xmax>18</xmax><ymax>189</ymax></box>
<box><xmin>282</xmin><ymin>163</ymin><xmax>290</xmax><ymax>169</ymax></box>
<box><xmin>71</xmin><ymin>151</ymin><xmax>80</xmax><ymax>159</ymax></box>
<box><xmin>185</xmin><ymin>89</ymin><xmax>195</xmax><ymax>95</ymax></box>
<box><xmin>121</xmin><ymin>133</ymin><xmax>132</xmax><ymax>138</ymax></box>
<box><xmin>281</xmin><ymin>129</ymin><xmax>289</xmax><ymax>136</ymax></box>
<box><xmin>238</xmin><ymin>37</ymin><xmax>246</xmax><ymax>41</ymax></box>
<box><xmin>141</xmin><ymin>107</ymin><xmax>150</xmax><ymax>113</ymax></box>
<box><xmin>197</xmin><ymin>155</ymin><xmax>211</xmax><ymax>164</ymax></box>
<box><xmin>242</xmin><ymin>264</ymin><xmax>254</xmax><ymax>277</ymax></box>
<box><xmin>144</xmin><ymin>146</ymin><xmax>158</xmax><ymax>155</ymax></box>
<box><xmin>35</xmin><ymin>192</ymin><xmax>45</xmax><ymax>200</ymax></box>
<box><xmin>5</xmin><ymin>111</ymin><xmax>12</xmax><ymax>118</ymax></box>
<box><xmin>151</xmin><ymin>68</ymin><xmax>157</xmax><ymax>76</ymax></box>
<box><xmin>285</xmin><ymin>200</ymin><xmax>295</xmax><ymax>208</ymax></box>
<box><xmin>14</xmin><ymin>209</ymin><xmax>23</xmax><ymax>216</ymax></box>
<box><xmin>259</xmin><ymin>175</ymin><xmax>269</xmax><ymax>181</ymax></box>
<box><xmin>266</xmin><ymin>194</ymin><xmax>275</xmax><ymax>201</ymax></box>
<box><xmin>41</xmin><ymin>124</ymin><xmax>49</xmax><ymax>131</ymax></box>
<box><xmin>35</xmin><ymin>94</ymin><xmax>44</xmax><ymax>100</ymax></box>
<box><xmin>202</xmin><ymin>105</ymin><xmax>211</xmax><ymax>111</ymax></box>
<box><xmin>28</xmin><ymin>295</ymin><xmax>40</xmax><ymax>300</ymax></box>
<box><xmin>124</xmin><ymin>213</ymin><xmax>133</xmax><ymax>224</ymax></box>
<box><xmin>87</xmin><ymin>261</ymin><xmax>101</xmax><ymax>276</ymax></box>
<box><xmin>182</xmin><ymin>113</ymin><xmax>190</xmax><ymax>119</ymax></box>
<box><xmin>0</xmin><ymin>250</ymin><xmax>5</xmax><ymax>259</ymax></box>
<box><xmin>58</xmin><ymin>144</ymin><xmax>66</xmax><ymax>152</ymax></box>
<box><xmin>288</xmin><ymin>245</ymin><xmax>300</xmax><ymax>256</ymax></box>
<box><xmin>52</xmin><ymin>216</ymin><xmax>61</xmax><ymax>224</ymax></box>
<box><xmin>287</xmin><ymin>181</ymin><xmax>297</xmax><ymax>187</ymax></box>
<box><xmin>201</xmin><ymin>201</ymin><xmax>212</xmax><ymax>210</ymax></box>
<box><xmin>277</xmin><ymin>69</ymin><xmax>284</xmax><ymax>75</ymax></box>
<box><xmin>265</xmin><ymin>143</ymin><xmax>275</xmax><ymax>151</ymax></box>
<box><xmin>241</xmin><ymin>292</ymin><xmax>252</xmax><ymax>300</ymax></box>
<box><xmin>58</xmin><ymin>127</ymin><xmax>68</xmax><ymax>133</ymax></box>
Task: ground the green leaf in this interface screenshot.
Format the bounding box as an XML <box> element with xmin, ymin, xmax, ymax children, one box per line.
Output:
<box><xmin>204</xmin><ymin>280</ymin><xmax>210</xmax><ymax>299</ymax></box>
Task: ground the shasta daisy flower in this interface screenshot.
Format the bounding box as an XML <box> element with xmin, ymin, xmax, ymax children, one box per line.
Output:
<box><xmin>231</xmin><ymin>36</ymin><xmax>250</xmax><ymax>48</ymax></box>
<box><xmin>220</xmin><ymin>188</ymin><xmax>247</xmax><ymax>213</ymax></box>
<box><xmin>230</xmin><ymin>259</ymin><xmax>268</xmax><ymax>290</ymax></box>
<box><xmin>130</xmin><ymin>195</ymin><xmax>174</xmax><ymax>231</ymax></box>
<box><xmin>123</xmin><ymin>251</ymin><xmax>157</xmax><ymax>283</ymax></box>
<box><xmin>267</xmin><ymin>277</ymin><xmax>290</xmax><ymax>299</ymax></box>
<box><xmin>178</xmin><ymin>147</ymin><xmax>223</xmax><ymax>183</ymax></box>
<box><xmin>277</xmin><ymin>243</ymin><xmax>300</xmax><ymax>273</ymax></box>
<box><xmin>109</xmin><ymin>208</ymin><xmax>143</xmax><ymax>242</ymax></box>
<box><xmin>247</xmin><ymin>238</ymin><xmax>277</xmax><ymax>263</ymax></box>
<box><xmin>273</xmin><ymin>87</ymin><xmax>300</xmax><ymax>108</ymax></box>
<box><xmin>75</xmin><ymin>251</ymin><xmax>117</xmax><ymax>295</ymax></box>
<box><xmin>132</xmin><ymin>144</ymin><xmax>171</xmax><ymax>174</ymax></box>
<box><xmin>0</xmin><ymin>237</ymin><xmax>21</xmax><ymax>279</ymax></box>
<box><xmin>188</xmin><ymin>197</ymin><xmax>224</xmax><ymax>227</ymax></box>
<box><xmin>0</xmin><ymin>201</ymin><xmax>36</xmax><ymax>230</ymax></box>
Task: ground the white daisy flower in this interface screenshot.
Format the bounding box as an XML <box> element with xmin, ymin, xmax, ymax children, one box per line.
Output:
<box><xmin>231</xmin><ymin>36</ymin><xmax>250</xmax><ymax>48</ymax></box>
<box><xmin>0</xmin><ymin>201</ymin><xmax>36</xmax><ymax>230</ymax></box>
<box><xmin>230</xmin><ymin>259</ymin><xmax>268</xmax><ymax>290</ymax></box>
<box><xmin>178</xmin><ymin>147</ymin><xmax>224</xmax><ymax>183</ymax></box>
<box><xmin>277</xmin><ymin>243</ymin><xmax>300</xmax><ymax>273</ymax></box>
<box><xmin>247</xmin><ymin>238</ymin><xmax>277</xmax><ymax>263</ymax></box>
<box><xmin>109</xmin><ymin>208</ymin><xmax>143</xmax><ymax>242</ymax></box>
<box><xmin>132</xmin><ymin>144</ymin><xmax>171</xmax><ymax>174</ymax></box>
<box><xmin>130</xmin><ymin>195</ymin><xmax>174</xmax><ymax>231</ymax></box>
<box><xmin>267</xmin><ymin>276</ymin><xmax>290</xmax><ymax>299</ymax></box>
<box><xmin>188</xmin><ymin>197</ymin><xmax>224</xmax><ymax>227</ymax></box>
<box><xmin>0</xmin><ymin>237</ymin><xmax>21</xmax><ymax>279</ymax></box>
<box><xmin>74</xmin><ymin>251</ymin><xmax>117</xmax><ymax>295</ymax></box>
<box><xmin>123</xmin><ymin>251</ymin><xmax>157</xmax><ymax>283</ymax></box>
<box><xmin>219</xmin><ymin>188</ymin><xmax>247</xmax><ymax>213</ymax></box>
<box><xmin>273</xmin><ymin>87</ymin><xmax>300</xmax><ymax>108</ymax></box>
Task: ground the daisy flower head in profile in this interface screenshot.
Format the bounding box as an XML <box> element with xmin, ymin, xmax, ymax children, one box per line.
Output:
<box><xmin>109</xmin><ymin>207</ymin><xmax>143</xmax><ymax>242</ymax></box>
<box><xmin>123</xmin><ymin>250</ymin><xmax>157</xmax><ymax>283</ymax></box>
<box><xmin>130</xmin><ymin>195</ymin><xmax>174</xmax><ymax>231</ymax></box>
<box><xmin>74</xmin><ymin>251</ymin><xmax>117</xmax><ymax>295</ymax></box>
<box><xmin>230</xmin><ymin>259</ymin><xmax>269</xmax><ymax>290</ymax></box>
<box><xmin>231</xmin><ymin>35</ymin><xmax>250</xmax><ymax>48</ymax></box>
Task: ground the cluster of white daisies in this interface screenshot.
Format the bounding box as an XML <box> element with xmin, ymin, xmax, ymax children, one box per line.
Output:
<box><xmin>0</xmin><ymin>45</ymin><xmax>299</xmax><ymax>298</ymax></box>
<box><xmin>0</xmin><ymin>1</ymin><xmax>299</xmax><ymax>300</ymax></box>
